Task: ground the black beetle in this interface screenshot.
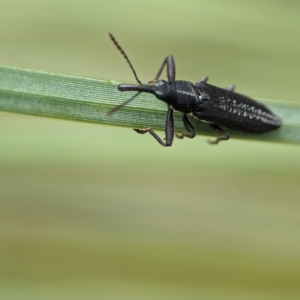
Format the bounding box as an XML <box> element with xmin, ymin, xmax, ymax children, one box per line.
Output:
<box><xmin>108</xmin><ymin>33</ymin><xmax>282</xmax><ymax>146</ymax></box>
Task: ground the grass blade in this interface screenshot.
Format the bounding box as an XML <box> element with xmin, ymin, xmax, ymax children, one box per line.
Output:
<box><xmin>0</xmin><ymin>64</ymin><xmax>299</xmax><ymax>144</ymax></box>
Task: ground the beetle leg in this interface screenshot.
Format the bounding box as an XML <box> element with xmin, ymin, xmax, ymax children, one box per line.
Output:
<box><xmin>226</xmin><ymin>85</ymin><xmax>235</xmax><ymax>92</ymax></box>
<box><xmin>148</xmin><ymin>55</ymin><xmax>175</xmax><ymax>84</ymax></box>
<box><xmin>176</xmin><ymin>114</ymin><xmax>196</xmax><ymax>139</ymax></box>
<box><xmin>134</xmin><ymin>107</ymin><xmax>174</xmax><ymax>147</ymax></box>
<box><xmin>208</xmin><ymin>124</ymin><xmax>230</xmax><ymax>144</ymax></box>
<box><xmin>196</xmin><ymin>76</ymin><xmax>209</xmax><ymax>85</ymax></box>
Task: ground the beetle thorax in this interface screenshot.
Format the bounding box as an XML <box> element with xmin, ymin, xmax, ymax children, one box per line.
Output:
<box><xmin>154</xmin><ymin>80</ymin><xmax>198</xmax><ymax>113</ymax></box>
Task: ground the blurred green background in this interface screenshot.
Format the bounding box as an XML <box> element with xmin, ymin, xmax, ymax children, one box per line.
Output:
<box><xmin>1</xmin><ymin>1</ymin><xmax>300</xmax><ymax>299</ymax></box>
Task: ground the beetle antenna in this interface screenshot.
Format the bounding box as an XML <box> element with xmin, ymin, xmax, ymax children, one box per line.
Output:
<box><xmin>108</xmin><ymin>33</ymin><xmax>142</xmax><ymax>85</ymax></box>
<box><xmin>106</xmin><ymin>91</ymin><xmax>141</xmax><ymax>116</ymax></box>
<box><xmin>107</xmin><ymin>33</ymin><xmax>143</xmax><ymax>116</ymax></box>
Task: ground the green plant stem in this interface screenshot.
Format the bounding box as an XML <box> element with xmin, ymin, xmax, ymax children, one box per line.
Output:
<box><xmin>0</xmin><ymin>65</ymin><xmax>299</xmax><ymax>143</ymax></box>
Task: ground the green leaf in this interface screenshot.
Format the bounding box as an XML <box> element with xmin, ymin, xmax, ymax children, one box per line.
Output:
<box><xmin>0</xmin><ymin>64</ymin><xmax>299</xmax><ymax>144</ymax></box>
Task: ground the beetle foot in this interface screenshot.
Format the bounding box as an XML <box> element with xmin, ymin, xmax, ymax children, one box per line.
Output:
<box><xmin>226</xmin><ymin>85</ymin><xmax>235</xmax><ymax>92</ymax></box>
<box><xmin>207</xmin><ymin>138</ymin><xmax>220</xmax><ymax>145</ymax></box>
<box><xmin>176</xmin><ymin>133</ymin><xmax>184</xmax><ymax>139</ymax></box>
<box><xmin>134</xmin><ymin>128</ymin><xmax>151</xmax><ymax>134</ymax></box>
<box><xmin>196</xmin><ymin>76</ymin><xmax>209</xmax><ymax>84</ymax></box>
<box><xmin>148</xmin><ymin>79</ymin><xmax>157</xmax><ymax>84</ymax></box>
